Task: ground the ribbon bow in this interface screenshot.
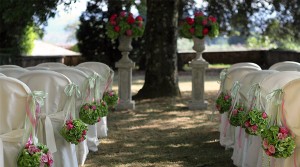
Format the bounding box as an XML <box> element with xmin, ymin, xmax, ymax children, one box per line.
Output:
<box><xmin>231</xmin><ymin>81</ymin><xmax>241</xmax><ymax>98</ymax></box>
<box><xmin>64</xmin><ymin>83</ymin><xmax>81</xmax><ymax>98</ymax></box>
<box><xmin>247</xmin><ymin>83</ymin><xmax>260</xmax><ymax>100</ymax></box>
<box><xmin>31</xmin><ymin>91</ymin><xmax>47</xmax><ymax>106</ymax></box>
<box><xmin>266</xmin><ymin>89</ymin><xmax>283</xmax><ymax>105</ymax></box>
<box><xmin>88</xmin><ymin>73</ymin><xmax>97</xmax><ymax>89</ymax></box>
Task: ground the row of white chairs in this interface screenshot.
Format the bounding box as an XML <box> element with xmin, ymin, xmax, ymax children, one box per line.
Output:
<box><xmin>0</xmin><ymin>62</ymin><xmax>114</xmax><ymax>167</ymax></box>
<box><xmin>218</xmin><ymin>61</ymin><xmax>300</xmax><ymax>167</ymax></box>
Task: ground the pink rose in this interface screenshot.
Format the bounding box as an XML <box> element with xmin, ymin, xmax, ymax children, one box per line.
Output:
<box><xmin>28</xmin><ymin>145</ymin><xmax>40</xmax><ymax>154</ymax></box>
<box><xmin>67</xmin><ymin>123</ymin><xmax>74</xmax><ymax>130</ymax></box>
<box><xmin>262</xmin><ymin>112</ymin><xmax>268</xmax><ymax>119</ymax></box>
<box><xmin>109</xmin><ymin>20</ymin><xmax>117</xmax><ymax>26</ymax></box>
<box><xmin>239</xmin><ymin>107</ymin><xmax>244</xmax><ymax>111</ymax></box>
<box><xmin>78</xmin><ymin>136</ymin><xmax>85</xmax><ymax>142</ymax></box>
<box><xmin>126</xmin><ymin>29</ymin><xmax>133</xmax><ymax>36</ymax></box>
<box><xmin>82</xmin><ymin>130</ymin><xmax>87</xmax><ymax>135</ymax></box>
<box><xmin>277</xmin><ymin>133</ymin><xmax>285</xmax><ymax>140</ymax></box>
<box><xmin>202</xmin><ymin>19</ymin><xmax>207</xmax><ymax>25</ymax></box>
<box><xmin>186</xmin><ymin>17</ymin><xmax>194</xmax><ymax>25</ymax></box>
<box><xmin>265</xmin><ymin>150</ymin><xmax>272</xmax><ymax>156</ymax></box>
<box><xmin>83</xmin><ymin>105</ymin><xmax>89</xmax><ymax>110</ymax></box>
<box><xmin>127</xmin><ymin>16</ymin><xmax>135</xmax><ymax>24</ymax></box>
<box><xmin>194</xmin><ymin>12</ymin><xmax>204</xmax><ymax>17</ymax></box>
<box><xmin>109</xmin><ymin>91</ymin><xmax>114</xmax><ymax>96</ymax></box>
<box><xmin>208</xmin><ymin>16</ymin><xmax>217</xmax><ymax>23</ymax></box>
<box><xmin>91</xmin><ymin>105</ymin><xmax>97</xmax><ymax>110</ymax></box>
<box><xmin>136</xmin><ymin>16</ymin><xmax>143</xmax><ymax>22</ymax></box>
<box><xmin>189</xmin><ymin>28</ymin><xmax>195</xmax><ymax>34</ymax></box>
<box><xmin>251</xmin><ymin>124</ymin><xmax>258</xmax><ymax>132</ymax></box>
<box><xmin>279</xmin><ymin>126</ymin><xmax>289</xmax><ymax>135</ymax></box>
<box><xmin>268</xmin><ymin>145</ymin><xmax>276</xmax><ymax>154</ymax></box>
<box><xmin>110</xmin><ymin>14</ymin><xmax>117</xmax><ymax>21</ymax></box>
<box><xmin>232</xmin><ymin>109</ymin><xmax>238</xmax><ymax>115</ymax></box>
<box><xmin>263</xmin><ymin>139</ymin><xmax>269</xmax><ymax>149</ymax></box>
<box><xmin>120</xmin><ymin>11</ymin><xmax>126</xmax><ymax>17</ymax></box>
<box><xmin>224</xmin><ymin>95</ymin><xmax>230</xmax><ymax>100</ymax></box>
<box><xmin>202</xmin><ymin>28</ymin><xmax>209</xmax><ymax>35</ymax></box>
<box><xmin>66</xmin><ymin>119</ymin><xmax>73</xmax><ymax>125</ymax></box>
<box><xmin>41</xmin><ymin>153</ymin><xmax>48</xmax><ymax>163</ymax></box>
<box><xmin>128</xmin><ymin>13</ymin><xmax>133</xmax><ymax>17</ymax></box>
<box><xmin>114</xmin><ymin>26</ymin><xmax>120</xmax><ymax>32</ymax></box>
<box><xmin>216</xmin><ymin>105</ymin><xmax>221</xmax><ymax>111</ymax></box>
<box><xmin>48</xmin><ymin>158</ymin><xmax>54</xmax><ymax>166</ymax></box>
<box><xmin>244</xmin><ymin>120</ymin><xmax>251</xmax><ymax>127</ymax></box>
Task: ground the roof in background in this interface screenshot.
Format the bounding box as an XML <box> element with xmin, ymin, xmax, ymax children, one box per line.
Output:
<box><xmin>29</xmin><ymin>40</ymin><xmax>81</xmax><ymax>56</ymax></box>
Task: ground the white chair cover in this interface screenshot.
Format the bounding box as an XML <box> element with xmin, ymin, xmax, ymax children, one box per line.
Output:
<box><xmin>26</xmin><ymin>66</ymin><xmax>50</xmax><ymax>70</ymax></box>
<box><xmin>220</xmin><ymin>66</ymin><xmax>261</xmax><ymax>150</ymax></box>
<box><xmin>0</xmin><ymin>65</ymin><xmax>22</xmax><ymax>68</ymax></box>
<box><xmin>0</xmin><ymin>73</ymin><xmax>5</xmax><ymax>77</ymax></box>
<box><xmin>228</xmin><ymin>62</ymin><xmax>261</xmax><ymax>73</ymax></box>
<box><xmin>0</xmin><ymin>76</ymin><xmax>31</xmax><ymax>167</ymax></box>
<box><xmin>74</xmin><ymin>67</ymin><xmax>95</xmax><ymax>76</ymax></box>
<box><xmin>77</xmin><ymin>62</ymin><xmax>113</xmax><ymax>139</ymax></box>
<box><xmin>36</xmin><ymin>62</ymin><xmax>67</xmax><ymax>68</ymax></box>
<box><xmin>51</xmin><ymin>67</ymin><xmax>89</xmax><ymax>166</ymax></box>
<box><xmin>269</xmin><ymin>61</ymin><xmax>300</xmax><ymax>71</ymax></box>
<box><xmin>18</xmin><ymin>71</ymin><xmax>78</xmax><ymax>167</ymax></box>
<box><xmin>0</xmin><ymin>68</ymin><xmax>29</xmax><ymax>78</ymax></box>
<box><xmin>257</xmin><ymin>71</ymin><xmax>300</xmax><ymax>167</ymax></box>
<box><xmin>231</xmin><ymin>70</ymin><xmax>277</xmax><ymax>167</ymax></box>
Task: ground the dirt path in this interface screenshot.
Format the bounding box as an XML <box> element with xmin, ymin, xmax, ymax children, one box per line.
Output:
<box><xmin>84</xmin><ymin>86</ymin><xmax>234</xmax><ymax>166</ymax></box>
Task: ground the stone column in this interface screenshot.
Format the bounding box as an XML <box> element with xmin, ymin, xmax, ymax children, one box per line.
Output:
<box><xmin>188</xmin><ymin>60</ymin><xmax>208</xmax><ymax>110</ymax></box>
<box><xmin>188</xmin><ymin>37</ymin><xmax>208</xmax><ymax>110</ymax></box>
<box><xmin>115</xmin><ymin>36</ymin><xmax>135</xmax><ymax>110</ymax></box>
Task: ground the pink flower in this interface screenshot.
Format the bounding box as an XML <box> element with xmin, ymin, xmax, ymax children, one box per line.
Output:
<box><xmin>83</xmin><ymin>105</ymin><xmax>89</xmax><ymax>110</ymax></box>
<box><xmin>244</xmin><ymin>120</ymin><xmax>251</xmax><ymax>127</ymax></box>
<box><xmin>126</xmin><ymin>29</ymin><xmax>133</xmax><ymax>36</ymax></box>
<box><xmin>194</xmin><ymin>11</ymin><xmax>204</xmax><ymax>17</ymax></box>
<box><xmin>78</xmin><ymin>136</ymin><xmax>85</xmax><ymax>142</ymax></box>
<box><xmin>120</xmin><ymin>11</ymin><xmax>126</xmax><ymax>17</ymax></box>
<box><xmin>127</xmin><ymin>16</ymin><xmax>135</xmax><ymax>24</ymax></box>
<box><xmin>251</xmin><ymin>125</ymin><xmax>258</xmax><ymax>132</ymax></box>
<box><xmin>82</xmin><ymin>130</ymin><xmax>87</xmax><ymax>136</ymax></box>
<box><xmin>279</xmin><ymin>126</ymin><xmax>289</xmax><ymax>135</ymax></box>
<box><xmin>202</xmin><ymin>28</ymin><xmax>209</xmax><ymax>35</ymax></box>
<box><xmin>232</xmin><ymin>109</ymin><xmax>238</xmax><ymax>115</ymax></box>
<box><xmin>278</xmin><ymin>133</ymin><xmax>285</xmax><ymax>140</ymax></box>
<box><xmin>66</xmin><ymin>119</ymin><xmax>73</xmax><ymax>125</ymax></box>
<box><xmin>110</xmin><ymin>14</ymin><xmax>117</xmax><ymax>21</ymax></box>
<box><xmin>25</xmin><ymin>138</ymin><xmax>32</xmax><ymax>149</ymax></box>
<box><xmin>189</xmin><ymin>28</ymin><xmax>195</xmax><ymax>34</ymax></box>
<box><xmin>224</xmin><ymin>95</ymin><xmax>230</xmax><ymax>100</ymax></box>
<box><xmin>48</xmin><ymin>158</ymin><xmax>54</xmax><ymax>166</ymax></box>
<box><xmin>268</xmin><ymin>145</ymin><xmax>276</xmax><ymax>154</ymax></box>
<box><xmin>28</xmin><ymin>145</ymin><xmax>40</xmax><ymax>154</ymax></box>
<box><xmin>262</xmin><ymin>112</ymin><xmax>268</xmax><ymax>119</ymax></box>
<box><xmin>239</xmin><ymin>107</ymin><xmax>244</xmax><ymax>111</ymax></box>
<box><xmin>208</xmin><ymin>16</ymin><xmax>217</xmax><ymax>23</ymax></box>
<box><xmin>109</xmin><ymin>91</ymin><xmax>114</xmax><ymax>96</ymax></box>
<box><xmin>114</xmin><ymin>26</ymin><xmax>120</xmax><ymax>32</ymax></box>
<box><xmin>202</xmin><ymin>19</ymin><xmax>208</xmax><ymax>25</ymax></box>
<box><xmin>136</xmin><ymin>16</ymin><xmax>143</xmax><ymax>22</ymax></box>
<box><xmin>265</xmin><ymin>150</ymin><xmax>272</xmax><ymax>156</ymax></box>
<box><xmin>216</xmin><ymin>105</ymin><xmax>221</xmax><ymax>111</ymax></box>
<box><xmin>186</xmin><ymin>17</ymin><xmax>194</xmax><ymax>25</ymax></box>
<box><xmin>41</xmin><ymin>153</ymin><xmax>48</xmax><ymax>163</ymax></box>
<box><xmin>263</xmin><ymin>139</ymin><xmax>269</xmax><ymax>149</ymax></box>
<box><xmin>67</xmin><ymin>123</ymin><xmax>74</xmax><ymax>130</ymax></box>
<box><xmin>91</xmin><ymin>105</ymin><xmax>97</xmax><ymax>110</ymax></box>
<box><xmin>128</xmin><ymin>13</ymin><xmax>133</xmax><ymax>17</ymax></box>
<box><xmin>138</xmin><ymin>23</ymin><xmax>143</xmax><ymax>28</ymax></box>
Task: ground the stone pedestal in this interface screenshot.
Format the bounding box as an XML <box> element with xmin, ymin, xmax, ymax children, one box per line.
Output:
<box><xmin>115</xmin><ymin>51</ymin><xmax>135</xmax><ymax>110</ymax></box>
<box><xmin>189</xmin><ymin>60</ymin><xmax>208</xmax><ymax>110</ymax></box>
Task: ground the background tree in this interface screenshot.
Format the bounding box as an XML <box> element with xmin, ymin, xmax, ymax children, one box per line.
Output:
<box><xmin>133</xmin><ymin>0</ymin><xmax>180</xmax><ymax>99</ymax></box>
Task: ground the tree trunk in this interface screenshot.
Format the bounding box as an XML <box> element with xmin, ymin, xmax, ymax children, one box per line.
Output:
<box><xmin>133</xmin><ymin>0</ymin><xmax>180</xmax><ymax>99</ymax></box>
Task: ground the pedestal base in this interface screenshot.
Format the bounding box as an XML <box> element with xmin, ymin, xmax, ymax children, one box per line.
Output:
<box><xmin>188</xmin><ymin>101</ymin><xmax>208</xmax><ymax>110</ymax></box>
<box><xmin>116</xmin><ymin>100</ymin><xmax>135</xmax><ymax>110</ymax></box>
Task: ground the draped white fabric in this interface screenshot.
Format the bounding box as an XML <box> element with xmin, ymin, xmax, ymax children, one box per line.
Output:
<box><xmin>269</xmin><ymin>61</ymin><xmax>300</xmax><ymax>71</ymax></box>
<box><xmin>0</xmin><ymin>68</ymin><xmax>29</xmax><ymax>78</ymax></box>
<box><xmin>18</xmin><ymin>70</ymin><xmax>78</xmax><ymax>167</ymax></box>
<box><xmin>0</xmin><ymin>76</ymin><xmax>31</xmax><ymax>167</ymax></box>
<box><xmin>36</xmin><ymin>62</ymin><xmax>67</xmax><ymax>68</ymax></box>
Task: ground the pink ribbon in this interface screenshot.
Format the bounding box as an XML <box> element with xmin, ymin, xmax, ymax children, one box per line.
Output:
<box><xmin>25</xmin><ymin>97</ymin><xmax>36</xmax><ymax>127</ymax></box>
<box><xmin>238</xmin><ymin>127</ymin><xmax>243</xmax><ymax>148</ymax></box>
<box><xmin>223</xmin><ymin>119</ymin><xmax>230</xmax><ymax>137</ymax></box>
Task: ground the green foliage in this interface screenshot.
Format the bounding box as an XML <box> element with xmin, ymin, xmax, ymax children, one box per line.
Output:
<box><xmin>246</xmin><ymin>36</ymin><xmax>276</xmax><ymax>49</ymax></box>
<box><xmin>103</xmin><ymin>90</ymin><xmax>119</xmax><ymax>108</ymax></box>
<box><xmin>98</xmin><ymin>100</ymin><xmax>109</xmax><ymax>117</ymax></box>
<box><xmin>79</xmin><ymin>102</ymin><xmax>101</xmax><ymax>125</ymax></box>
<box><xmin>60</xmin><ymin>119</ymin><xmax>88</xmax><ymax>145</ymax></box>
<box><xmin>243</xmin><ymin>108</ymin><xmax>268</xmax><ymax>136</ymax></box>
<box><xmin>20</xmin><ymin>25</ymin><xmax>38</xmax><ymax>54</ymax></box>
<box><xmin>229</xmin><ymin>104</ymin><xmax>246</xmax><ymax>127</ymax></box>
<box><xmin>215</xmin><ymin>92</ymin><xmax>232</xmax><ymax>114</ymax></box>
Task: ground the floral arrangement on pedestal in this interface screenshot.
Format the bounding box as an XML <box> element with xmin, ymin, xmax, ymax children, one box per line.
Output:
<box><xmin>261</xmin><ymin>126</ymin><xmax>296</xmax><ymax>158</ymax></box>
<box><xmin>103</xmin><ymin>90</ymin><xmax>119</xmax><ymax>108</ymax></box>
<box><xmin>98</xmin><ymin>100</ymin><xmax>109</xmax><ymax>117</ymax></box>
<box><xmin>106</xmin><ymin>11</ymin><xmax>145</xmax><ymax>40</ymax></box>
<box><xmin>243</xmin><ymin>108</ymin><xmax>268</xmax><ymax>135</ymax></box>
<box><xmin>79</xmin><ymin>102</ymin><xmax>101</xmax><ymax>125</ymax></box>
<box><xmin>215</xmin><ymin>92</ymin><xmax>232</xmax><ymax>114</ymax></box>
<box><xmin>17</xmin><ymin>138</ymin><xmax>54</xmax><ymax>167</ymax></box>
<box><xmin>180</xmin><ymin>11</ymin><xmax>219</xmax><ymax>39</ymax></box>
<box><xmin>229</xmin><ymin>104</ymin><xmax>246</xmax><ymax>127</ymax></box>
<box><xmin>60</xmin><ymin>119</ymin><xmax>88</xmax><ymax>145</ymax></box>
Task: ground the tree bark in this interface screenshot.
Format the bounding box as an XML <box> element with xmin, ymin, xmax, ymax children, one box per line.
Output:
<box><xmin>133</xmin><ymin>0</ymin><xmax>180</xmax><ymax>99</ymax></box>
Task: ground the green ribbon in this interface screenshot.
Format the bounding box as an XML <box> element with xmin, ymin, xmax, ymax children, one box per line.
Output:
<box><xmin>231</xmin><ymin>81</ymin><xmax>241</xmax><ymax>98</ymax></box>
<box><xmin>64</xmin><ymin>83</ymin><xmax>81</xmax><ymax>98</ymax></box>
<box><xmin>30</xmin><ymin>91</ymin><xmax>47</xmax><ymax>106</ymax></box>
<box><xmin>88</xmin><ymin>73</ymin><xmax>97</xmax><ymax>89</ymax></box>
